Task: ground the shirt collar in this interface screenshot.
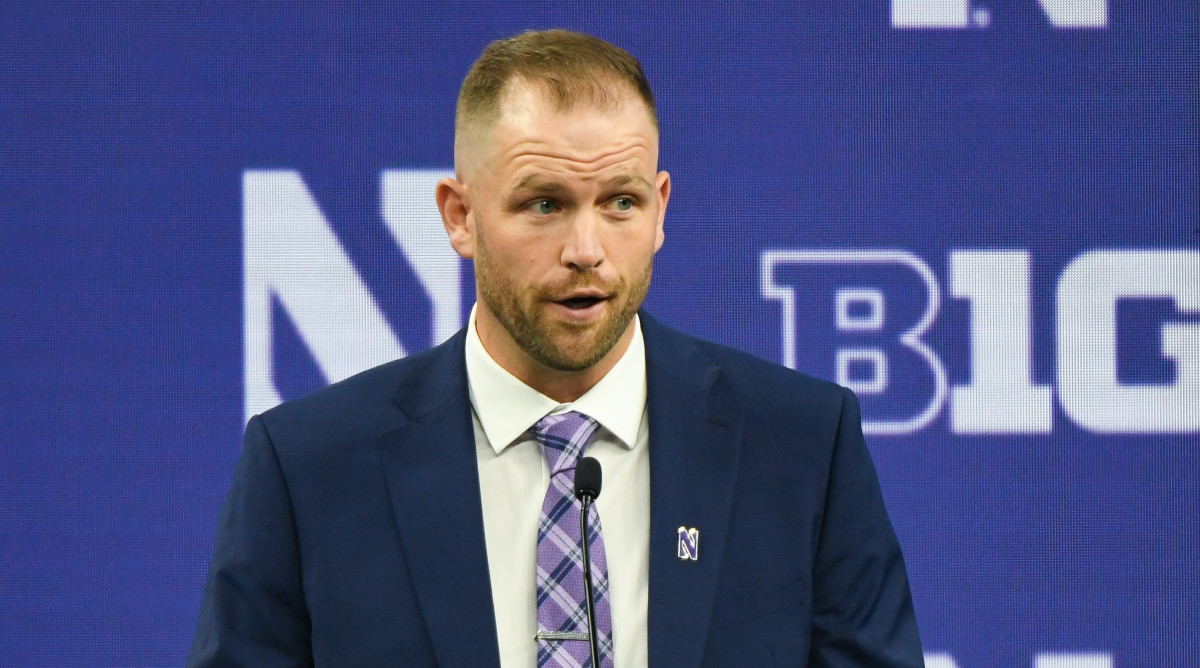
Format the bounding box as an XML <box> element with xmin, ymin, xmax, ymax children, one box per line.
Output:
<box><xmin>464</xmin><ymin>304</ymin><xmax>647</xmax><ymax>455</ymax></box>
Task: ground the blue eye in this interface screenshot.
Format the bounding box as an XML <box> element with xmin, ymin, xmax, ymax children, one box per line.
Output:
<box><xmin>531</xmin><ymin>200</ymin><xmax>557</xmax><ymax>215</ymax></box>
<box><xmin>613</xmin><ymin>197</ymin><xmax>634</xmax><ymax>211</ymax></box>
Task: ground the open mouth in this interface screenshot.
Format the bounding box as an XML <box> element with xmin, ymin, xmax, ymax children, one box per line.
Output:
<box><xmin>558</xmin><ymin>296</ymin><xmax>605</xmax><ymax>310</ymax></box>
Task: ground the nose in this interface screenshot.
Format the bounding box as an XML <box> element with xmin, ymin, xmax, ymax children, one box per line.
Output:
<box><xmin>560</xmin><ymin>211</ymin><xmax>605</xmax><ymax>271</ymax></box>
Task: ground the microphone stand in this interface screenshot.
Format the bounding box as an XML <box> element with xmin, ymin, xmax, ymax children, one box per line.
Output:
<box><xmin>578</xmin><ymin>495</ymin><xmax>601</xmax><ymax>668</ymax></box>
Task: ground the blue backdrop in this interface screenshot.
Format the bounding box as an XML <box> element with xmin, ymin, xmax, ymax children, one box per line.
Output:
<box><xmin>2</xmin><ymin>2</ymin><xmax>1196</xmax><ymax>666</ymax></box>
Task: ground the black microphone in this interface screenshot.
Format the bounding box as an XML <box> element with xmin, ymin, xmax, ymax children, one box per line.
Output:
<box><xmin>573</xmin><ymin>457</ymin><xmax>603</xmax><ymax>668</ymax></box>
<box><xmin>574</xmin><ymin>457</ymin><xmax>602</xmax><ymax>501</ymax></box>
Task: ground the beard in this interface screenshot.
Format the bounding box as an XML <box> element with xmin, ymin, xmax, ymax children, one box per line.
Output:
<box><xmin>474</xmin><ymin>225</ymin><xmax>652</xmax><ymax>372</ymax></box>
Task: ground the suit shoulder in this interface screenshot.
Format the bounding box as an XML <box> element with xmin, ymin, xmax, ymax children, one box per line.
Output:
<box><xmin>642</xmin><ymin>322</ymin><xmax>856</xmax><ymax>459</ymax></box>
<box><xmin>664</xmin><ymin>329</ymin><xmax>851</xmax><ymax>416</ymax></box>
<box><xmin>260</xmin><ymin>356</ymin><xmax>404</xmax><ymax>419</ymax></box>
<box><xmin>643</xmin><ymin>314</ymin><xmax>849</xmax><ymax>419</ymax></box>
<box><xmin>254</xmin><ymin>334</ymin><xmax>464</xmax><ymax>449</ymax></box>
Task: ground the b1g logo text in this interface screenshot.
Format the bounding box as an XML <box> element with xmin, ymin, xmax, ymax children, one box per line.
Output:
<box><xmin>761</xmin><ymin>249</ymin><xmax>1199</xmax><ymax>436</ymax></box>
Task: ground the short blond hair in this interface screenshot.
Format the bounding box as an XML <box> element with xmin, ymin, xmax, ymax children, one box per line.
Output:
<box><xmin>455</xmin><ymin>29</ymin><xmax>658</xmax><ymax>159</ymax></box>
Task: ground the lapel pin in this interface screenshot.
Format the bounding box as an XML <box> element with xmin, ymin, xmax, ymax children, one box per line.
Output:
<box><xmin>677</xmin><ymin>526</ymin><xmax>700</xmax><ymax>561</ymax></box>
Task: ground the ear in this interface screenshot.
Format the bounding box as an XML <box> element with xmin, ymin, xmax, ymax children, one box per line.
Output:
<box><xmin>653</xmin><ymin>170</ymin><xmax>671</xmax><ymax>252</ymax></box>
<box><xmin>437</xmin><ymin>177</ymin><xmax>475</xmax><ymax>259</ymax></box>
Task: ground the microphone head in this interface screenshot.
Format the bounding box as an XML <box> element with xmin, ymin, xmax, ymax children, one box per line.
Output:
<box><xmin>574</xmin><ymin>457</ymin><xmax>603</xmax><ymax>501</ymax></box>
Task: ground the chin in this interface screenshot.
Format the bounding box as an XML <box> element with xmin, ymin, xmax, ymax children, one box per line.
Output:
<box><xmin>529</xmin><ymin>329</ymin><xmax>615</xmax><ymax>372</ymax></box>
<box><xmin>543</xmin><ymin>344</ymin><xmax>608</xmax><ymax>372</ymax></box>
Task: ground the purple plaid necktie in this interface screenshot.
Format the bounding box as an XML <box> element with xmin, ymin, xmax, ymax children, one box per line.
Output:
<box><xmin>532</xmin><ymin>411</ymin><xmax>614</xmax><ymax>668</ymax></box>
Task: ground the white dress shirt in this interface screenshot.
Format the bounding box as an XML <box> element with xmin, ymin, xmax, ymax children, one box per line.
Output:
<box><xmin>465</xmin><ymin>305</ymin><xmax>650</xmax><ymax>667</ymax></box>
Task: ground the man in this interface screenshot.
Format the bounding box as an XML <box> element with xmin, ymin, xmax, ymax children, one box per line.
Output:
<box><xmin>190</xmin><ymin>30</ymin><xmax>924</xmax><ymax>667</ymax></box>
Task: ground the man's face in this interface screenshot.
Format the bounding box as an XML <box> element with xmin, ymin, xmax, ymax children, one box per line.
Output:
<box><xmin>451</xmin><ymin>81</ymin><xmax>669</xmax><ymax>378</ymax></box>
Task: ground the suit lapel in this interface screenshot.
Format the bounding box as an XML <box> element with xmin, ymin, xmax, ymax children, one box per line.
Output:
<box><xmin>642</xmin><ymin>315</ymin><xmax>745</xmax><ymax>666</ymax></box>
<box><xmin>376</xmin><ymin>332</ymin><xmax>502</xmax><ymax>668</ymax></box>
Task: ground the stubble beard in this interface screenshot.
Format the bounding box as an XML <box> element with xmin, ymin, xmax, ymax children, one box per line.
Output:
<box><xmin>474</xmin><ymin>225</ymin><xmax>651</xmax><ymax>373</ymax></box>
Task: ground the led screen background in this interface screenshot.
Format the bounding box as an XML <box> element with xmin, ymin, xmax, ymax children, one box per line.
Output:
<box><xmin>1</xmin><ymin>2</ymin><xmax>1196</xmax><ymax>666</ymax></box>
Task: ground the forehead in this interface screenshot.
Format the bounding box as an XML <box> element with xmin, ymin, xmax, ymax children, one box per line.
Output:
<box><xmin>480</xmin><ymin>81</ymin><xmax>659</xmax><ymax>182</ymax></box>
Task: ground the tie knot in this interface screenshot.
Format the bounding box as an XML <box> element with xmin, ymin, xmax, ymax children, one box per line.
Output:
<box><xmin>531</xmin><ymin>411</ymin><xmax>599</xmax><ymax>476</ymax></box>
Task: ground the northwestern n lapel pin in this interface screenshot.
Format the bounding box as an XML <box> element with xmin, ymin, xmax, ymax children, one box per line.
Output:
<box><xmin>677</xmin><ymin>526</ymin><xmax>699</xmax><ymax>561</ymax></box>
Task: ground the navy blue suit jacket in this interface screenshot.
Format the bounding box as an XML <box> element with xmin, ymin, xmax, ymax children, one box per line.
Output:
<box><xmin>189</xmin><ymin>314</ymin><xmax>923</xmax><ymax>666</ymax></box>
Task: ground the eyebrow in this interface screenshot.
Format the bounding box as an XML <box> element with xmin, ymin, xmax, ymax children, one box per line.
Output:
<box><xmin>509</xmin><ymin>173</ymin><xmax>653</xmax><ymax>196</ymax></box>
<box><xmin>600</xmin><ymin>174</ymin><xmax>654</xmax><ymax>191</ymax></box>
<box><xmin>509</xmin><ymin>176</ymin><xmax>564</xmax><ymax>196</ymax></box>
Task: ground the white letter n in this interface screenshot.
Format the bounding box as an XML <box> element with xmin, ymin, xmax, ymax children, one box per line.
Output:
<box><xmin>243</xmin><ymin>170</ymin><xmax>405</xmax><ymax>422</ymax></box>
